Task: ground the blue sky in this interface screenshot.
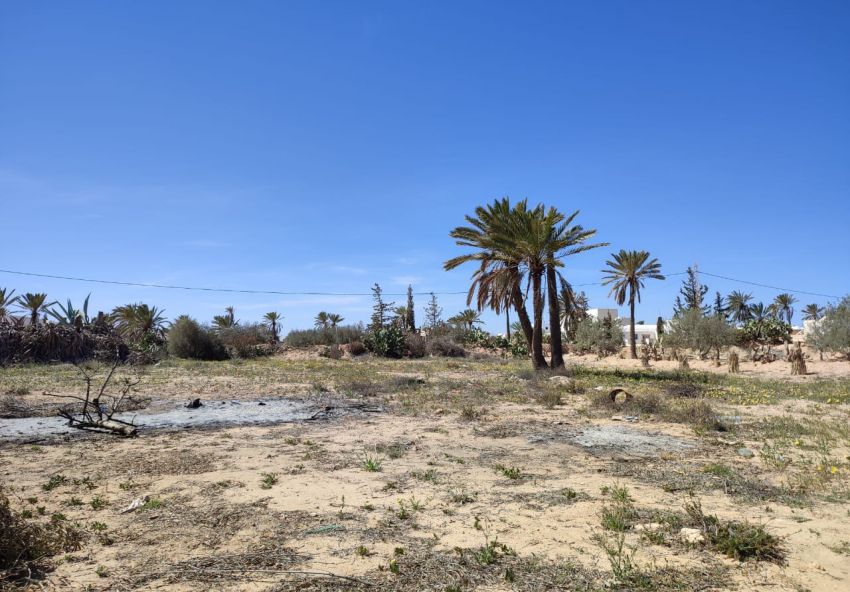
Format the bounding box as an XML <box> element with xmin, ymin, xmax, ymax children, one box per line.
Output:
<box><xmin>1</xmin><ymin>1</ymin><xmax>848</xmax><ymax>332</ymax></box>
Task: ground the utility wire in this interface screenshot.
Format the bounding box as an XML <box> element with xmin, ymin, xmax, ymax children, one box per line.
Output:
<box><xmin>0</xmin><ymin>267</ymin><xmax>836</xmax><ymax>300</ymax></box>
<box><xmin>696</xmin><ymin>271</ymin><xmax>841</xmax><ymax>300</ymax></box>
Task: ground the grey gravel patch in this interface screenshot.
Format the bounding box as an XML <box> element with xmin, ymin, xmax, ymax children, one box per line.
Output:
<box><xmin>573</xmin><ymin>425</ymin><xmax>695</xmax><ymax>457</ymax></box>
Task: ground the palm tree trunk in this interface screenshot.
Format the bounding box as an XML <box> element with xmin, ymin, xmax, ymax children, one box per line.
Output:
<box><xmin>546</xmin><ymin>264</ymin><xmax>564</xmax><ymax>368</ymax></box>
<box><xmin>510</xmin><ymin>284</ymin><xmax>533</xmax><ymax>350</ymax></box>
<box><xmin>531</xmin><ymin>268</ymin><xmax>547</xmax><ymax>369</ymax></box>
<box><xmin>505</xmin><ymin>308</ymin><xmax>511</xmax><ymax>340</ymax></box>
<box><xmin>629</xmin><ymin>295</ymin><xmax>637</xmax><ymax>359</ymax></box>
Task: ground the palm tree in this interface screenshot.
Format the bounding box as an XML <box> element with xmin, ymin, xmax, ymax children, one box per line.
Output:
<box><xmin>558</xmin><ymin>279</ymin><xmax>588</xmax><ymax>343</ymax></box>
<box><xmin>542</xmin><ymin>209</ymin><xmax>606</xmax><ymax>368</ymax></box>
<box><xmin>17</xmin><ymin>293</ymin><xmax>54</xmax><ymax>326</ymax></box>
<box><xmin>112</xmin><ymin>303</ymin><xmax>169</xmax><ymax>341</ymax></box>
<box><xmin>448</xmin><ymin>309</ymin><xmax>483</xmax><ymax>330</ymax></box>
<box><xmin>314</xmin><ymin>311</ymin><xmax>330</xmax><ymax>330</ymax></box>
<box><xmin>802</xmin><ymin>303</ymin><xmax>824</xmax><ymax>321</ymax></box>
<box><xmin>445</xmin><ymin>198</ymin><xmax>535</xmax><ymax>361</ymax></box>
<box><xmin>749</xmin><ymin>302</ymin><xmax>770</xmax><ymax>323</ymax></box>
<box><xmin>0</xmin><ymin>288</ymin><xmax>20</xmax><ymax>322</ymax></box>
<box><xmin>263</xmin><ymin>312</ymin><xmax>282</xmax><ymax>342</ymax></box>
<box><xmin>726</xmin><ymin>291</ymin><xmax>753</xmax><ymax>324</ymax></box>
<box><xmin>601</xmin><ymin>250</ymin><xmax>665</xmax><ymax>359</ymax></box>
<box><xmin>772</xmin><ymin>293</ymin><xmax>797</xmax><ymax>325</ymax></box>
<box><xmin>327</xmin><ymin>313</ymin><xmax>344</xmax><ymax>328</ymax></box>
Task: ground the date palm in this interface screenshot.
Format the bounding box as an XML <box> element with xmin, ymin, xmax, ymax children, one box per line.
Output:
<box><xmin>772</xmin><ymin>293</ymin><xmax>797</xmax><ymax>325</ymax></box>
<box><xmin>314</xmin><ymin>311</ymin><xmax>330</xmax><ymax>330</ymax></box>
<box><xmin>327</xmin><ymin>313</ymin><xmax>344</xmax><ymax>328</ymax></box>
<box><xmin>558</xmin><ymin>279</ymin><xmax>588</xmax><ymax>342</ymax></box>
<box><xmin>0</xmin><ymin>287</ymin><xmax>20</xmax><ymax>322</ymax></box>
<box><xmin>263</xmin><ymin>312</ymin><xmax>282</xmax><ymax>342</ymax></box>
<box><xmin>541</xmin><ymin>208</ymin><xmax>606</xmax><ymax>368</ymax></box>
<box><xmin>17</xmin><ymin>293</ymin><xmax>54</xmax><ymax>326</ymax></box>
<box><xmin>445</xmin><ymin>198</ymin><xmax>535</xmax><ymax>360</ymax></box>
<box><xmin>112</xmin><ymin>303</ymin><xmax>169</xmax><ymax>341</ymax></box>
<box><xmin>802</xmin><ymin>303</ymin><xmax>824</xmax><ymax>321</ymax></box>
<box><xmin>448</xmin><ymin>308</ymin><xmax>483</xmax><ymax>330</ymax></box>
<box><xmin>726</xmin><ymin>291</ymin><xmax>753</xmax><ymax>324</ymax></box>
<box><xmin>601</xmin><ymin>250</ymin><xmax>665</xmax><ymax>358</ymax></box>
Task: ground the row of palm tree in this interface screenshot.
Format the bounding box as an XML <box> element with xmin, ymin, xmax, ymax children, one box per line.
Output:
<box><xmin>314</xmin><ymin>311</ymin><xmax>344</xmax><ymax>330</ymax></box>
<box><xmin>724</xmin><ymin>291</ymin><xmax>813</xmax><ymax>325</ymax></box>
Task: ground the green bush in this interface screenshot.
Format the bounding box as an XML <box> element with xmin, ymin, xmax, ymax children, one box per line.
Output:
<box><xmin>574</xmin><ymin>317</ymin><xmax>623</xmax><ymax>356</ymax></box>
<box><xmin>284</xmin><ymin>324</ymin><xmax>364</xmax><ymax>347</ymax></box>
<box><xmin>808</xmin><ymin>296</ymin><xmax>850</xmax><ymax>356</ymax></box>
<box><xmin>364</xmin><ymin>326</ymin><xmax>405</xmax><ymax>358</ymax></box>
<box><xmin>167</xmin><ymin>316</ymin><xmax>228</xmax><ymax>360</ymax></box>
<box><xmin>664</xmin><ymin>310</ymin><xmax>737</xmax><ymax>360</ymax></box>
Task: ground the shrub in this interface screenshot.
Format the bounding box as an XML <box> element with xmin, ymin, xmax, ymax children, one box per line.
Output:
<box><xmin>808</xmin><ymin>296</ymin><xmax>850</xmax><ymax>356</ymax></box>
<box><xmin>284</xmin><ymin>324</ymin><xmax>364</xmax><ymax>347</ymax></box>
<box><xmin>574</xmin><ymin>317</ymin><xmax>623</xmax><ymax>356</ymax></box>
<box><xmin>0</xmin><ymin>323</ymin><xmax>127</xmax><ymax>366</ymax></box>
<box><xmin>737</xmin><ymin>317</ymin><xmax>791</xmax><ymax>360</ymax></box>
<box><xmin>1</xmin><ymin>487</ymin><xmax>85</xmax><ymax>582</ymax></box>
<box><xmin>364</xmin><ymin>326</ymin><xmax>405</xmax><ymax>358</ymax></box>
<box><xmin>218</xmin><ymin>323</ymin><xmax>275</xmax><ymax>358</ymax></box>
<box><xmin>167</xmin><ymin>316</ymin><xmax>228</xmax><ymax>360</ymax></box>
<box><xmin>347</xmin><ymin>341</ymin><xmax>367</xmax><ymax>356</ymax></box>
<box><xmin>664</xmin><ymin>310</ymin><xmax>737</xmax><ymax>361</ymax></box>
<box><xmin>405</xmin><ymin>333</ymin><xmax>427</xmax><ymax>358</ymax></box>
<box><xmin>427</xmin><ymin>337</ymin><xmax>466</xmax><ymax>357</ymax></box>
<box><xmin>319</xmin><ymin>344</ymin><xmax>343</xmax><ymax>359</ymax></box>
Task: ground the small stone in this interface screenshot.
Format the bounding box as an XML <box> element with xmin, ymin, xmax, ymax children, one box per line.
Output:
<box><xmin>679</xmin><ymin>527</ymin><xmax>705</xmax><ymax>544</ymax></box>
<box><xmin>434</xmin><ymin>409</ymin><xmax>445</xmax><ymax>415</ymax></box>
<box><xmin>634</xmin><ymin>522</ymin><xmax>662</xmax><ymax>532</ymax></box>
<box><xmin>737</xmin><ymin>447</ymin><xmax>755</xmax><ymax>458</ymax></box>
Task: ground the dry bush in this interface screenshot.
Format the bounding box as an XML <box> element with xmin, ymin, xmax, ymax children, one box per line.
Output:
<box><xmin>1</xmin><ymin>488</ymin><xmax>85</xmax><ymax>584</ymax></box>
<box><xmin>405</xmin><ymin>333</ymin><xmax>427</xmax><ymax>358</ymax></box>
<box><xmin>218</xmin><ymin>324</ymin><xmax>276</xmax><ymax>358</ymax></box>
<box><xmin>347</xmin><ymin>341</ymin><xmax>367</xmax><ymax>356</ymax></box>
<box><xmin>427</xmin><ymin>337</ymin><xmax>466</xmax><ymax>357</ymax></box>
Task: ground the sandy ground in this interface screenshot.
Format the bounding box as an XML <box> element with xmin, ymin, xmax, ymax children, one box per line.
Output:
<box><xmin>569</xmin><ymin>346</ymin><xmax>850</xmax><ymax>382</ymax></box>
<box><xmin>2</xmin><ymin>356</ymin><xmax>850</xmax><ymax>591</ymax></box>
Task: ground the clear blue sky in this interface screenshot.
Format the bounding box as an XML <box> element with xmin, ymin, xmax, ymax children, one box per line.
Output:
<box><xmin>1</xmin><ymin>1</ymin><xmax>848</xmax><ymax>332</ymax></box>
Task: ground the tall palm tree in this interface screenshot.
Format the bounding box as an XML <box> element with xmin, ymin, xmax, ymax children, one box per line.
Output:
<box><xmin>263</xmin><ymin>311</ymin><xmax>282</xmax><ymax>342</ymax></box>
<box><xmin>542</xmin><ymin>209</ymin><xmax>606</xmax><ymax>368</ymax></box>
<box><xmin>802</xmin><ymin>303</ymin><xmax>824</xmax><ymax>321</ymax></box>
<box><xmin>601</xmin><ymin>250</ymin><xmax>665</xmax><ymax>358</ymax></box>
<box><xmin>726</xmin><ymin>291</ymin><xmax>753</xmax><ymax>324</ymax></box>
<box><xmin>314</xmin><ymin>311</ymin><xmax>330</xmax><ymax>330</ymax></box>
<box><xmin>448</xmin><ymin>308</ymin><xmax>483</xmax><ymax>330</ymax></box>
<box><xmin>17</xmin><ymin>293</ymin><xmax>54</xmax><ymax>326</ymax></box>
<box><xmin>445</xmin><ymin>198</ymin><xmax>535</xmax><ymax>360</ymax></box>
<box><xmin>772</xmin><ymin>293</ymin><xmax>797</xmax><ymax>325</ymax></box>
<box><xmin>327</xmin><ymin>313</ymin><xmax>344</xmax><ymax>328</ymax></box>
<box><xmin>0</xmin><ymin>288</ymin><xmax>20</xmax><ymax>322</ymax></box>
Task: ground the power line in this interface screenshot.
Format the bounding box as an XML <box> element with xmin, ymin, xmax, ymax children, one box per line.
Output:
<box><xmin>0</xmin><ymin>267</ymin><xmax>837</xmax><ymax>300</ymax></box>
<box><xmin>696</xmin><ymin>271</ymin><xmax>842</xmax><ymax>300</ymax></box>
<box><xmin>0</xmin><ymin>268</ymin><xmax>467</xmax><ymax>297</ymax></box>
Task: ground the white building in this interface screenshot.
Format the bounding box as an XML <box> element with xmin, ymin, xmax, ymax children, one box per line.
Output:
<box><xmin>572</xmin><ymin>307</ymin><xmax>665</xmax><ymax>345</ymax></box>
